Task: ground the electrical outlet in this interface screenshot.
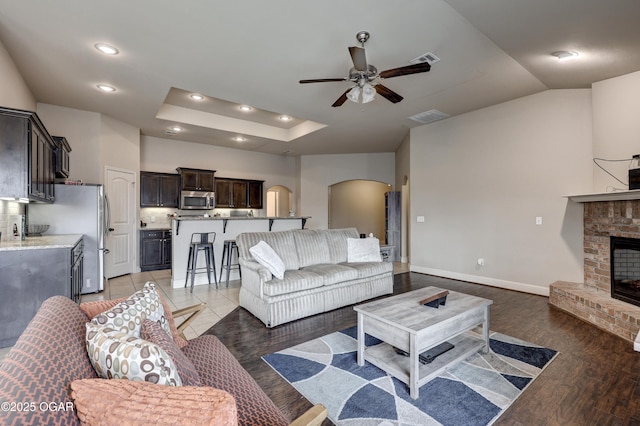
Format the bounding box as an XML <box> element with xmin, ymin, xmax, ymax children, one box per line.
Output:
<box><xmin>417</xmin><ymin>216</ymin><xmax>425</xmax><ymax>223</ymax></box>
<box><xmin>536</xmin><ymin>216</ymin><xmax>543</xmax><ymax>225</ymax></box>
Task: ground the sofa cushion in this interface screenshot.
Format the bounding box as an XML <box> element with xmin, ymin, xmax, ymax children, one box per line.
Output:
<box><xmin>293</xmin><ymin>229</ymin><xmax>331</xmax><ymax>267</ymax></box>
<box><xmin>324</xmin><ymin>228</ymin><xmax>360</xmax><ymax>263</ymax></box>
<box><xmin>71</xmin><ymin>379</ymin><xmax>237</xmax><ymax>426</ymax></box>
<box><xmin>347</xmin><ymin>237</ymin><xmax>382</xmax><ymax>262</ymax></box>
<box><xmin>182</xmin><ymin>334</ymin><xmax>287</xmax><ymax>426</ymax></box>
<box><xmin>86</xmin><ymin>322</ymin><xmax>182</xmax><ymax>386</ymax></box>
<box><xmin>340</xmin><ymin>261</ymin><xmax>393</xmax><ymax>278</ymax></box>
<box><xmin>140</xmin><ymin>319</ymin><xmax>201</xmax><ymax>386</ymax></box>
<box><xmin>263</xmin><ymin>269</ymin><xmax>325</xmax><ymax>296</ymax></box>
<box><xmin>302</xmin><ymin>263</ymin><xmax>359</xmax><ymax>286</ymax></box>
<box><xmin>237</xmin><ymin>230</ymin><xmax>300</xmax><ymax>271</ymax></box>
<box><xmin>0</xmin><ymin>296</ymin><xmax>97</xmax><ymax>426</ymax></box>
<box><xmin>249</xmin><ymin>241</ymin><xmax>286</xmax><ymax>280</ymax></box>
<box><xmin>91</xmin><ymin>282</ymin><xmax>171</xmax><ymax>338</ymax></box>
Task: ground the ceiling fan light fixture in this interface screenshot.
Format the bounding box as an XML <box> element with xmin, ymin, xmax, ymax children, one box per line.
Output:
<box><xmin>346</xmin><ymin>86</ymin><xmax>361</xmax><ymax>103</ymax></box>
<box><xmin>361</xmin><ymin>83</ymin><xmax>376</xmax><ymax>103</ymax></box>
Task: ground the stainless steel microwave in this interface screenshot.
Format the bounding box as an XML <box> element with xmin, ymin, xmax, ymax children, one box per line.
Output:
<box><xmin>180</xmin><ymin>191</ymin><xmax>214</xmax><ymax>210</ymax></box>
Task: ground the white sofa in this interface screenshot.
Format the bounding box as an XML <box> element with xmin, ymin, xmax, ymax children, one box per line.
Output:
<box><xmin>236</xmin><ymin>228</ymin><xmax>394</xmax><ymax>327</ymax></box>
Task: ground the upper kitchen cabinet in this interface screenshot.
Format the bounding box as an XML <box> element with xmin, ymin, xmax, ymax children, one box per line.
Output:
<box><xmin>140</xmin><ymin>171</ymin><xmax>180</xmax><ymax>207</ymax></box>
<box><xmin>215</xmin><ymin>177</ymin><xmax>263</xmax><ymax>209</ymax></box>
<box><xmin>247</xmin><ymin>180</ymin><xmax>263</xmax><ymax>209</ymax></box>
<box><xmin>0</xmin><ymin>106</ymin><xmax>55</xmax><ymax>203</ymax></box>
<box><xmin>52</xmin><ymin>136</ymin><xmax>71</xmax><ymax>179</ymax></box>
<box><xmin>176</xmin><ymin>167</ymin><xmax>215</xmax><ymax>192</ymax></box>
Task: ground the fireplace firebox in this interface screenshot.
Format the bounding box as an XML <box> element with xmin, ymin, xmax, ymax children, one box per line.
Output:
<box><xmin>610</xmin><ymin>236</ymin><xmax>640</xmax><ymax>307</ymax></box>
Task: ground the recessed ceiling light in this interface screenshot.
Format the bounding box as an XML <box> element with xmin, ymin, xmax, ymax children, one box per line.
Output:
<box><xmin>232</xmin><ymin>136</ymin><xmax>247</xmax><ymax>142</ymax></box>
<box><xmin>190</xmin><ymin>94</ymin><xmax>204</xmax><ymax>101</ymax></box>
<box><xmin>551</xmin><ymin>50</ymin><xmax>579</xmax><ymax>61</ymax></box>
<box><xmin>239</xmin><ymin>105</ymin><xmax>253</xmax><ymax>112</ymax></box>
<box><xmin>279</xmin><ymin>115</ymin><xmax>292</xmax><ymax>121</ymax></box>
<box><xmin>97</xmin><ymin>84</ymin><xmax>116</xmax><ymax>92</ymax></box>
<box><xmin>95</xmin><ymin>43</ymin><xmax>119</xmax><ymax>55</ymax></box>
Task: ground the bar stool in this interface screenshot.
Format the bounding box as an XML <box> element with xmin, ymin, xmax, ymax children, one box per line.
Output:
<box><xmin>185</xmin><ymin>232</ymin><xmax>217</xmax><ymax>293</ymax></box>
<box><xmin>219</xmin><ymin>239</ymin><xmax>241</xmax><ymax>287</ymax></box>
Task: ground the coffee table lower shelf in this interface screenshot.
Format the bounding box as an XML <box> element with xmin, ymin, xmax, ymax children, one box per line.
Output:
<box><xmin>363</xmin><ymin>332</ymin><xmax>485</xmax><ymax>395</ymax></box>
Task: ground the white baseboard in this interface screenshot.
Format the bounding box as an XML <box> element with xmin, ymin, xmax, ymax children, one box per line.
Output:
<box><xmin>410</xmin><ymin>265</ymin><xmax>550</xmax><ymax>297</ymax></box>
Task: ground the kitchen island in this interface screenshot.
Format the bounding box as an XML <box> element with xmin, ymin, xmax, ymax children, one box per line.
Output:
<box><xmin>0</xmin><ymin>234</ymin><xmax>83</xmax><ymax>347</ymax></box>
<box><xmin>171</xmin><ymin>216</ymin><xmax>309</xmax><ymax>289</ymax></box>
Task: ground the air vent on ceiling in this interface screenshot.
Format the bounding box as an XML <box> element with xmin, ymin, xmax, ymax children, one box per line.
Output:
<box><xmin>409</xmin><ymin>52</ymin><xmax>440</xmax><ymax>65</ymax></box>
<box><xmin>408</xmin><ymin>109</ymin><xmax>450</xmax><ymax>124</ymax></box>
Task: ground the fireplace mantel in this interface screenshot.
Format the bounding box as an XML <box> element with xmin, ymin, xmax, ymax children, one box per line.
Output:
<box><xmin>566</xmin><ymin>189</ymin><xmax>640</xmax><ymax>203</ymax></box>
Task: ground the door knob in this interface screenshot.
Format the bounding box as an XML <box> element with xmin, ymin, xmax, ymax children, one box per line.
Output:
<box><xmin>108</xmin><ymin>228</ymin><xmax>115</xmax><ymax>232</ymax></box>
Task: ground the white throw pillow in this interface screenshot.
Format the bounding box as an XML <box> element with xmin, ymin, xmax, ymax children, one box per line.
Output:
<box><xmin>347</xmin><ymin>237</ymin><xmax>382</xmax><ymax>262</ymax></box>
<box><xmin>250</xmin><ymin>240</ymin><xmax>286</xmax><ymax>280</ymax></box>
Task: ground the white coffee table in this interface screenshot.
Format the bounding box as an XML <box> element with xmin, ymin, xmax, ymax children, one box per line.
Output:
<box><xmin>354</xmin><ymin>286</ymin><xmax>492</xmax><ymax>399</ymax></box>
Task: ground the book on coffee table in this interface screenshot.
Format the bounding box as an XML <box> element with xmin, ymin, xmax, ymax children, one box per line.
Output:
<box><xmin>395</xmin><ymin>341</ymin><xmax>455</xmax><ymax>364</ymax></box>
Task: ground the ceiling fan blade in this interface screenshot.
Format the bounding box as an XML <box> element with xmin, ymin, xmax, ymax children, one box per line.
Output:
<box><xmin>379</xmin><ymin>62</ymin><xmax>431</xmax><ymax>79</ymax></box>
<box><xmin>375</xmin><ymin>84</ymin><xmax>403</xmax><ymax>103</ymax></box>
<box><xmin>299</xmin><ymin>78</ymin><xmax>347</xmax><ymax>84</ymax></box>
<box><xmin>332</xmin><ymin>89</ymin><xmax>351</xmax><ymax>107</ymax></box>
<box><xmin>349</xmin><ymin>46</ymin><xmax>368</xmax><ymax>71</ymax></box>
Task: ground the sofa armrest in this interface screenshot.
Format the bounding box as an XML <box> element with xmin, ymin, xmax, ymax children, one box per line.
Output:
<box><xmin>239</xmin><ymin>258</ymin><xmax>272</xmax><ymax>298</ymax></box>
<box><xmin>289</xmin><ymin>404</ymin><xmax>328</xmax><ymax>426</ymax></box>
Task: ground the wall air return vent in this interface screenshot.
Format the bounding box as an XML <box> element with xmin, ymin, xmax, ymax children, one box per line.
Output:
<box><xmin>408</xmin><ymin>109</ymin><xmax>450</xmax><ymax>124</ymax></box>
<box><xmin>409</xmin><ymin>52</ymin><xmax>440</xmax><ymax>65</ymax></box>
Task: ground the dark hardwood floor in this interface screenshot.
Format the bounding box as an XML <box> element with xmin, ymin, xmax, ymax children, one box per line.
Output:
<box><xmin>206</xmin><ymin>272</ymin><xmax>640</xmax><ymax>425</ymax></box>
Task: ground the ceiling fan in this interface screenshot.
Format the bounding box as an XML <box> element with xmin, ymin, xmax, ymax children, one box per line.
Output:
<box><xmin>299</xmin><ymin>31</ymin><xmax>432</xmax><ymax>107</ymax></box>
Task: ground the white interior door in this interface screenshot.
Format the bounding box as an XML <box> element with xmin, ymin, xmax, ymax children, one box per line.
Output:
<box><xmin>104</xmin><ymin>167</ymin><xmax>136</xmax><ymax>278</ymax></box>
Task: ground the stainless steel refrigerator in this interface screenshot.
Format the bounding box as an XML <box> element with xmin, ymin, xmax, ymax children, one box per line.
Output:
<box><xmin>29</xmin><ymin>184</ymin><xmax>107</xmax><ymax>294</ymax></box>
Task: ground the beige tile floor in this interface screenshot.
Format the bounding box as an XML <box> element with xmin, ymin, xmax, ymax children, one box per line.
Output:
<box><xmin>0</xmin><ymin>262</ymin><xmax>408</xmax><ymax>364</ymax></box>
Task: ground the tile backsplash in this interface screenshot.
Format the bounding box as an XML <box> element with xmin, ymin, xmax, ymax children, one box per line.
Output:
<box><xmin>0</xmin><ymin>201</ymin><xmax>25</xmax><ymax>241</ymax></box>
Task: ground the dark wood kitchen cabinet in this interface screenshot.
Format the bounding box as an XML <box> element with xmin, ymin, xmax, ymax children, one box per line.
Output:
<box><xmin>215</xmin><ymin>178</ymin><xmax>263</xmax><ymax>209</ymax></box>
<box><xmin>247</xmin><ymin>180</ymin><xmax>263</xmax><ymax>209</ymax></box>
<box><xmin>52</xmin><ymin>136</ymin><xmax>71</xmax><ymax>179</ymax></box>
<box><xmin>140</xmin><ymin>229</ymin><xmax>172</xmax><ymax>271</ymax></box>
<box><xmin>0</xmin><ymin>107</ymin><xmax>56</xmax><ymax>203</ymax></box>
<box><xmin>176</xmin><ymin>167</ymin><xmax>215</xmax><ymax>192</ymax></box>
<box><xmin>140</xmin><ymin>172</ymin><xmax>180</xmax><ymax>207</ymax></box>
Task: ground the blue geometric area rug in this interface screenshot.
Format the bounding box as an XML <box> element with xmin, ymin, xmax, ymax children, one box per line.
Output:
<box><xmin>263</xmin><ymin>326</ymin><xmax>558</xmax><ymax>426</ymax></box>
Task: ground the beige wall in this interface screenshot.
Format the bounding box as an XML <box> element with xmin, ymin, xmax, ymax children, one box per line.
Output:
<box><xmin>409</xmin><ymin>89</ymin><xmax>593</xmax><ymax>294</ymax></box>
<box><xmin>395</xmin><ymin>134</ymin><xmax>411</xmax><ymax>262</ymax></box>
<box><xmin>300</xmin><ymin>153</ymin><xmax>395</xmax><ymax>229</ymax></box>
<box><xmin>36</xmin><ymin>104</ymin><xmax>101</xmax><ymax>183</ymax></box>
<box><xmin>592</xmin><ymin>70</ymin><xmax>640</xmax><ymax>192</ymax></box>
<box><xmin>328</xmin><ymin>180</ymin><xmax>390</xmax><ymax>238</ymax></box>
<box><xmin>0</xmin><ymin>39</ymin><xmax>35</xmax><ymax>111</ymax></box>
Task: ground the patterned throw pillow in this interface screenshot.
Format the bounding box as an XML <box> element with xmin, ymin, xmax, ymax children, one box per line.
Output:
<box><xmin>140</xmin><ymin>319</ymin><xmax>201</xmax><ymax>386</ymax></box>
<box><xmin>91</xmin><ymin>282</ymin><xmax>171</xmax><ymax>337</ymax></box>
<box><xmin>86</xmin><ymin>322</ymin><xmax>182</xmax><ymax>386</ymax></box>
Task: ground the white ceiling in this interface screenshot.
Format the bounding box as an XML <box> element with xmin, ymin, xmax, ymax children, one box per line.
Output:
<box><xmin>1</xmin><ymin>0</ymin><xmax>639</xmax><ymax>156</ymax></box>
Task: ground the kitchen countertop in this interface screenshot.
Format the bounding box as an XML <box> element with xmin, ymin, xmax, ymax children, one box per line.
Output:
<box><xmin>173</xmin><ymin>216</ymin><xmax>310</xmax><ymax>221</ymax></box>
<box><xmin>0</xmin><ymin>234</ymin><xmax>83</xmax><ymax>251</ymax></box>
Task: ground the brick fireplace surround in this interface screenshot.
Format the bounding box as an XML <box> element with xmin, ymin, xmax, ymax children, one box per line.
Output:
<box><xmin>550</xmin><ymin>199</ymin><xmax>640</xmax><ymax>345</ymax></box>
